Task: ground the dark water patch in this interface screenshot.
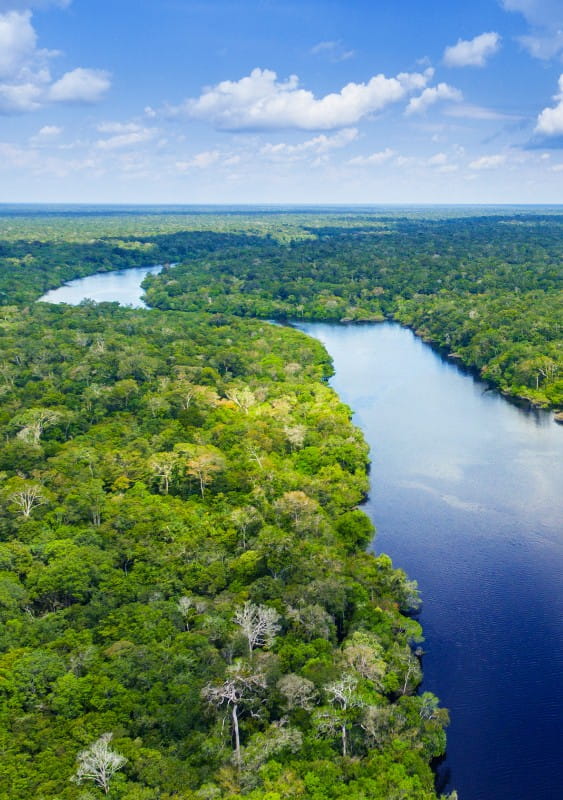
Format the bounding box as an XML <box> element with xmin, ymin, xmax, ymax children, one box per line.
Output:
<box><xmin>296</xmin><ymin>321</ymin><xmax>563</xmax><ymax>800</ymax></box>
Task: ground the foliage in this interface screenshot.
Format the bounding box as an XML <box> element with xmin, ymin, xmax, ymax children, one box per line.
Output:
<box><xmin>0</xmin><ymin>300</ymin><xmax>446</xmax><ymax>799</ymax></box>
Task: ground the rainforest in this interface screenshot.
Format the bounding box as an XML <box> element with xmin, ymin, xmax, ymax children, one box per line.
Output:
<box><xmin>0</xmin><ymin>206</ymin><xmax>561</xmax><ymax>800</ymax></box>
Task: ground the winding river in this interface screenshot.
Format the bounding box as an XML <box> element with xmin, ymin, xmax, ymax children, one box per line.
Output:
<box><xmin>39</xmin><ymin>264</ymin><xmax>163</xmax><ymax>308</ymax></box>
<box><xmin>41</xmin><ymin>272</ymin><xmax>563</xmax><ymax>800</ymax></box>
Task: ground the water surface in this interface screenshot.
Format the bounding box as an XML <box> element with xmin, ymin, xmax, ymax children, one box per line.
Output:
<box><xmin>38</xmin><ymin>264</ymin><xmax>163</xmax><ymax>307</ymax></box>
<box><xmin>296</xmin><ymin>321</ymin><xmax>563</xmax><ymax>800</ymax></box>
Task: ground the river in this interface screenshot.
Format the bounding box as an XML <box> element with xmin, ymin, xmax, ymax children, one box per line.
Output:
<box><xmin>41</xmin><ymin>271</ymin><xmax>563</xmax><ymax>800</ymax></box>
<box><xmin>38</xmin><ymin>264</ymin><xmax>163</xmax><ymax>307</ymax></box>
<box><xmin>296</xmin><ymin>321</ymin><xmax>563</xmax><ymax>800</ymax></box>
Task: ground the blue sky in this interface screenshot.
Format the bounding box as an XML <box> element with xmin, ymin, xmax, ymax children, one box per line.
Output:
<box><xmin>1</xmin><ymin>0</ymin><xmax>563</xmax><ymax>203</ymax></box>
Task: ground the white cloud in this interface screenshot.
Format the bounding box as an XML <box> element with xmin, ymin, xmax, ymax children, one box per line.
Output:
<box><xmin>501</xmin><ymin>0</ymin><xmax>563</xmax><ymax>58</ymax></box>
<box><xmin>406</xmin><ymin>82</ymin><xmax>462</xmax><ymax>114</ymax></box>
<box><xmin>0</xmin><ymin>10</ymin><xmax>37</xmax><ymax>79</ymax></box>
<box><xmin>347</xmin><ymin>148</ymin><xmax>396</xmax><ymax>166</ymax></box>
<box><xmin>535</xmin><ymin>74</ymin><xmax>563</xmax><ymax>135</ymax></box>
<box><xmin>96</xmin><ymin>127</ymin><xmax>157</xmax><ymax>150</ymax></box>
<box><xmin>311</xmin><ymin>40</ymin><xmax>355</xmax><ymax>62</ymax></box>
<box><xmin>36</xmin><ymin>123</ymin><xmax>62</xmax><ymax>136</ymax></box>
<box><xmin>97</xmin><ymin>121</ymin><xmax>141</xmax><ymax>134</ymax></box>
<box><xmin>171</xmin><ymin>66</ymin><xmax>434</xmax><ymax>131</ymax></box>
<box><xmin>0</xmin><ymin>10</ymin><xmax>110</xmax><ymax>113</ymax></box>
<box><xmin>469</xmin><ymin>154</ymin><xmax>507</xmax><ymax>169</ymax></box>
<box><xmin>0</xmin><ymin>78</ymin><xmax>43</xmax><ymax>111</ymax></box>
<box><xmin>445</xmin><ymin>103</ymin><xmax>516</xmax><ymax>120</ymax></box>
<box><xmin>261</xmin><ymin>128</ymin><xmax>358</xmax><ymax>159</ymax></box>
<box><xmin>443</xmin><ymin>32</ymin><xmax>501</xmax><ymax>67</ymax></box>
<box><xmin>48</xmin><ymin>67</ymin><xmax>111</xmax><ymax>103</ymax></box>
<box><xmin>501</xmin><ymin>0</ymin><xmax>560</xmax><ymax>25</ymax></box>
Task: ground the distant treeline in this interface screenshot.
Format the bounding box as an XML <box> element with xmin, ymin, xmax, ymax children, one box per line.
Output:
<box><xmin>141</xmin><ymin>216</ymin><xmax>562</xmax><ymax>408</ymax></box>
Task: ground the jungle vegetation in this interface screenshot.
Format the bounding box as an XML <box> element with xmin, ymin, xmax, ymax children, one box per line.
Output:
<box><xmin>0</xmin><ymin>299</ymin><xmax>450</xmax><ymax>799</ymax></box>
<box><xmin>141</xmin><ymin>215</ymin><xmax>563</xmax><ymax>409</ymax></box>
<box><xmin>5</xmin><ymin>207</ymin><xmax>556</xmax><ymax>407</ymax></box>
<box><xmin>1</xmin><ymin>204</ymin><xmax>560</xmax><ymax>799</ymax></box>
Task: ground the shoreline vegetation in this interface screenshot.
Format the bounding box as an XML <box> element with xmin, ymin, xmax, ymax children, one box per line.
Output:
<box><xmin>0</xmin><ymin>211</ymin><xmax>457</xmax><ymax>800</ymax></box>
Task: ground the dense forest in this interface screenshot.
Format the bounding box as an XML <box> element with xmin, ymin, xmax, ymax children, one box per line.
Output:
<box><xmin>141</xmin><ymin>216</ymin><xmax>563</xmax><ymax>409</ymax></box>
<box><xmin>0</xmin><ymin>298</ymin><xmax>450</xmax><ymax>799</ymax></box>
<box><xmin>1</xmin><ymin>205</ymin><xmax>561</xmax><ymax>799</ymax></box>
<box><xmin>2</xmin><ymin>208</ymin><xmax>559</xmax><ymax>407</ymax></box>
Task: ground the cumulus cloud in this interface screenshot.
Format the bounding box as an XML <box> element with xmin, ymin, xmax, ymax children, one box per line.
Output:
<box><xmin>347</xmin><ymin>148</ymin><xmax>396</xmax><ymax>166</ymax></box>
<box><xmin>37</xmin><ymin>123</ymin><xmax>61</xmax><ymax>136</ymax></box>
<box><xmin>0</xmin><ymin>9</ymin><xmax>110</xmax><ymax>113</ymax></box>
<box><xmin>261</xmin><ymin>128</ymin><xmax>358</xmax><ymax>159</ymax></box>
<box><xmin>406</xmin><ymin>82</ymin><xmax>462</xmax><ymax>114</ymax></box>
<box><xmin>469</xmin><ymin>154</ymin><xmax>507</xmax><ymax>169</ymax></box>
<box><xmin>170</xmin><ymin>66</ymin><xmax>434</xmax><ymax>131</ymax></box>
<box><xmin>0</xmin><ymin>78</ymin><xmax>44</xmax><ymax>111</ymax></box>
<box><xmin>535</xmin><ymin>74</ymin><xmax>563</xmax><ymax>135</ymax></box>
<box><xmin>444</xmin><ymin>32</ymin><xmax>501</xmax><ymax>67</ymax></box>
<box><xmin>0</xmin><ymin>10</ymin><xmax>37</xmax><ymax>79</ymax></box>
<box><xmin>501</xmin><ymin>0</ymin><xmax>563</xmax><ymax>59</ymax></box>
<box><xmin>48</xmin><ymin>67</ymin><xmax>111</xmax><ymax>103</ymax></box>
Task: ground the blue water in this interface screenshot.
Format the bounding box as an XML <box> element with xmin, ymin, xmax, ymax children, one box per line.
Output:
<box><xmin>296</xmin><ymin>321</ymin><xmax>563</xmax><ymax>800</ymax></box>
<box><xmin>38</xmin><ymin>264</ymin><xmax>163</xmax><ymax>307</ymax></box>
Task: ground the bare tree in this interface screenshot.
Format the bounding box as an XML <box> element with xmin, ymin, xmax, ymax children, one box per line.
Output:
<box><xmin>225</xmin><ymin>386</ymin><xmax>256</xmax><ymax>414</ymax></box>
<box><xmin>9</xmin><ymin>484</ymin><xmax>47</xmax><ymax>518</ymax></box>
<box><xmin>203</xmin><ymin>662</ymin><xmax>267</xmax><ymax>768</ymax></box>
<box><xmin>325</xmin><ymin>674</ymin><xmax>363</xmax><ymax>756</ymax></box>
<box><xmin>392</xmin><ymin>644</ymin><xmax>422</xmax><ymax>696</ymax></box>
<box><xmin>71</xmin><ymin>732</ymin><xmax>126</xmax><ymax>794</ymax></box>
<box><xmin>177</xmin><ymin>595</ymin><xmax>206</xmax><ymax>630</ymax></box>
<box><xmin>233</xmin><ymin>601</ymin><xmax>280</xmax><ymax>655</ymax></box>
<box><xmin>148</xmin><ymin>452</ymin><xmax>180</xmax><ymax>494</ymax></box>
<box><xmin>13</xmin><ymin>407</ymin><xmax>63</xmax><ymax>445</ymax></box>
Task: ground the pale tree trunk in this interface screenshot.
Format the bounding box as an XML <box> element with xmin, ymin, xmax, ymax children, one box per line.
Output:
<box><xmin>232</xmin><ymin>703</ymin><xmax>241</xmax><ymax>769</ymax></box>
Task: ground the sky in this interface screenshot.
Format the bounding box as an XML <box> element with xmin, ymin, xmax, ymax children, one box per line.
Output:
<box><xmin>1</xmin><ymin>0</ymin><xmax>563</xmax><ymax>204</ymax></box>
